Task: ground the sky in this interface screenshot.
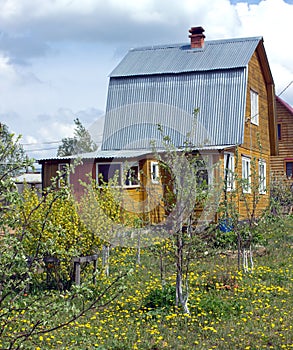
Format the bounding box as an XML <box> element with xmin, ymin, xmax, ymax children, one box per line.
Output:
<box><xmin>0</xmin><ymin>0</ymin><xmax>292</xmax><ymax>160</ymax></box>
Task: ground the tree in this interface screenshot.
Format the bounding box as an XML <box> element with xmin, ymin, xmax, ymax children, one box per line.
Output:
<box><xmin>0</xmin><ymin>174</ymin><xmax>126</xmax><ymax>349</ymax></box>
<box><xmin>0</xmin><ymin>123</ymin><xmax>33</xmax><ymax>205</ymax></box>
<box><xmin>150</xmin><ymin>137</ymin><xmax>220</xmax><ymax>314</ymax></box>
<box><xmin>57</xmin><ymin>118</ymin><xmax>98</xmax><ymax>157</ymax></box>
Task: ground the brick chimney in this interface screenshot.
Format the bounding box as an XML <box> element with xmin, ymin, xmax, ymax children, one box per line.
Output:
<box><xmin>189</xmin><ymin>26</ymin><xmax>205</xmax><ymax>49</ymax></box>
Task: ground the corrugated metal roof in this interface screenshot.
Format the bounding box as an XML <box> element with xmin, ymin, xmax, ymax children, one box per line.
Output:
<box><xmin>38</xmin><ymin>146</ymin><xmax>235</xmax><ymax>162</ymax></box>
<box><xmin>38</xmin><ymin>149</ymin><xmax>153</xmax><ymax>161</ymax></box>
<box><xmin>110</xmin><ymin>37</ymin><xmax>261</xmax><ymax>77</ymax></box>
<box><xmin>102</xmin><ymin>68</ymin><xmax>247</xmax><ymax>150</ymax></box>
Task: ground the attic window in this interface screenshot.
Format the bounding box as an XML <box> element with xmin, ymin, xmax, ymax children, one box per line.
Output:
<box><xmin>250</xmin><ymin>89</ymin><xmax>259</xmax><ymax>125</ymax></box>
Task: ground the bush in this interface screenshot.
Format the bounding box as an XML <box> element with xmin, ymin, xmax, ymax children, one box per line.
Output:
<box><xmin>143</xmin><ymin>284</ymin><xmax>176</xmax><ymax>311</ymax></box>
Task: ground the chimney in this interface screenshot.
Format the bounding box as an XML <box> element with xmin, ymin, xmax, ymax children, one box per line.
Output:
<box><xmin>189</xmin><ymin>26</ymin><xmax>205</xmax><ymax>49</ymax></box>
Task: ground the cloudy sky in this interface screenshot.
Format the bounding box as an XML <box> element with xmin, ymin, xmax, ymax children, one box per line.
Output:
<box><xmin>0</xmin><ymin>0</ymin><xmax>292</xmax><ymax>159</ymax></box>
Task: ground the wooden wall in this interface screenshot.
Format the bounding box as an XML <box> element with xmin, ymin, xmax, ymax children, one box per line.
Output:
<box><xmin>271</xmin><ymin>98</ymin><xmax>293</xmax><ymax>178</ymax></box>
<box><xmin>229</xmin><ymin>51</ymin><xmax>272</xmax><ymax>219</ymax></box>
<box><xmin>40</xmin><ymin>158</ymin><xmax>167</xmax><ymax>224</ymax></box>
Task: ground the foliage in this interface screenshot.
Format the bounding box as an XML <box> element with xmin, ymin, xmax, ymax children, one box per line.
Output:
<box><xmin>0</xmin><ymin>216</ymin><xmax>291</xmax><ymax>349</ymax></box>
<box><xmin>7</xmin><ymin>185</ymin><xmax>101</xmax><ymax>286</ymax></box>
<box><xmin>217</xmin><ymin>143</ymin><xmax>269</xmax><ymax>271</ymax></box>
<box><xmin>149</xmin><ymin>120</ymin><xmax>222</xmax><ymax>314</ymax></box>
<box><xmin>270</xmin><ymin>174</ymin><xmax>293</xmax><ymax>215</ymax></box>
<box><xmin>0</xmin><ymin>123</ymin><xmax>33</xmax><ymax>203</ymax></box>
<box><xmin>0</xmin><ymin>178</ymin><xmax>127</xmax><ymax>349</ymax></box>
<box><xmin>143</xmin><ymin>284</ymin><xmax>176</xmax><ymax>312</ymax></box>
<box><xmin>57</xmin><ymin>118</ymin><xmax>98</xmax><ymax>157</ymax></box>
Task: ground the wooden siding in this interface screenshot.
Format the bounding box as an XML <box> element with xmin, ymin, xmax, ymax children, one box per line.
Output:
<box><xmin>70</xmin><ymin>161</ymin><xmax>95</xmax><ymax>199</ymax></box>
<box><xmin>243</xmin><ymin>52</ymin><xmax>271</xmax><ymax>155</ymax></box>
<box><xmin>237</xmin><ymin>147</ymin><xmax>270</xmax><ymax>219</ymax></box>
<box><xmin>41</xmin><ymin>161</ymin><xmax>61</xmax><ymax>190</ymax></box>
<box><xmin>215</xmin><ymin>149</ymin><xmax>270</xmax><ymax>221</ymax></box>
<box><xmin>232</xmin><ymin>50</ymin><xmax>273</xmax><ymax>218</ymax></box>
<box><xmin>271</xmin><ymin>98</ymin><xmax>293</xmax><ymax>178</ymax></box>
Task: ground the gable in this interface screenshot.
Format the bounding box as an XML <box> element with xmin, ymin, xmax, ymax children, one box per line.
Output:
<box><xmin>102</xmin><ymin>69</ymin><xmax>247</xmax><ymax>151</ymax></box>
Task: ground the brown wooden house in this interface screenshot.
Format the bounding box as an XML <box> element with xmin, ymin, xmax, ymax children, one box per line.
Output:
<box><xmin>39</xmin><ymin>26</ymin><xmax>278</xmax><ymax>223</ymax></box>
<box><xmin>271</xmin><ymin>96</ymin><xmax>293</xmax><ymax>179</ymax></box>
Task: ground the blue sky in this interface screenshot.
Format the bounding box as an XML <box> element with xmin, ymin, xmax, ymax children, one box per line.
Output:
<box><xmin>0</xmin><ymin>0</ymin><xmax>292</xmax><ymax>159</ymax></box>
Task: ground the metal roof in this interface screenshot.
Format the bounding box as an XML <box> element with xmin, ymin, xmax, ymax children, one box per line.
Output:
<box><xmin>38</xmin><ymin>145</ymin><xmax>236</xmax><ymax>162</ymax></box>
<box><xmin>102</xmin><ymin>68</ymin><xmax>247</xmax><ymax>150</ymax></box>
<box><xmin>38</xmin><ymin>149</ymin><xmax>153</xmax><ymax>161</ymax></box>
<box><xmin>110</xmin><ymin>37</ymin><xmax>262</xmax><ymax>77</ymax></box>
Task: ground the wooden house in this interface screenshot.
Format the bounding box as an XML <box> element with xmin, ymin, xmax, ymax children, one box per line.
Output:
<box><xmin>271</xmin><ymin>96</ymin><xmax>293</xmax><ymax>179</ymax></box>
<box><xmin>39</xmin><ymin>26</ymin><xmax>278</xmax><ymax>224</ymax></box>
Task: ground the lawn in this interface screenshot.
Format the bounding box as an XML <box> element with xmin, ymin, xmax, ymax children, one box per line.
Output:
<box><xmin>2</xmin><ymin>216</ymin><xmax>293</xmax><ymax>349</ymax></box>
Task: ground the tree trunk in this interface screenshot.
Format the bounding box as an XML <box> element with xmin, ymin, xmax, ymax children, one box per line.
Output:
<box><xmin>175</xmin><ymin>231</ymin><xmax>190</xmax><ymax>314</ymax></box>
<box><xmin>102</xmin><ymin>245</ymin><xmax>110</xmax><ymax>277</ymax></box>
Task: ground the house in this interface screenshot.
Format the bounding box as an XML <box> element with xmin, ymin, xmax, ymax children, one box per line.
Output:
<box><xmin>39</xmin><ymin>26</ymin><xmax>278</xmax><ymax>223</ymax></box>
<box><xmin>271</xmin><ymin>96</ymin><xmax>293</xmax><ymax>179</ymax></box>
<box><xmin>13</xmin><ymin>172</ymin><xmax>42</xmax><ymax>194</ymax></box>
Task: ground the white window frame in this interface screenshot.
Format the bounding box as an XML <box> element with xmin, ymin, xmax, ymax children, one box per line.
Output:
<box><xmin>224</xmin><ymin>153</ymin><xmax>235</xmax><ymax>191</ymax></box>
<box><xmin>250</xmin><ymin>89</ymin><xmax>259</xmax><ymax>125</ymax></box>
<box><xmin>151</xmin><ymin>161</ymin><xmax>160</xmax><ymax>184</ymax></box>
<box><xmin>124</xmin><ymin>162</ymin><xmax>140</xmax><ymax>188</ymax></box>
<box><xmin>96</xmin><ymin>162</ymin><xmax>140</xmax><ymax>188</ymax></box>
<box><xmin>242</xmin><ymin>156</ymin><xmax>251</xmax><ymax>193</ymax></box>
<box><xmin>259</xmin><ymin>159</ymin><xmax>266</xmax><ymax>194</ymax></box>
<box><xmin>58</xmin><ymin>163</ymin><xmax>70</xmax><ymax>187</ymax></box>
<box><xmin>96</xmin><ymin>162</ymin><xmax>122</xmax><ymax>186</ymax></box>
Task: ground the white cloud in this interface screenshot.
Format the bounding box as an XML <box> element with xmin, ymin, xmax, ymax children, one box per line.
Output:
<box><xmin>0</xmin><ymin>0</ymin><xmax>292</xmax><ymax>160</ymax></box>
<box><xmin>0</xmin><ymin>54</ymin><xmax>16</xmax><ymax>80</ymax></box>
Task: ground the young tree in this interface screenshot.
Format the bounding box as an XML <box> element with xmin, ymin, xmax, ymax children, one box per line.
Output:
<box><xmin>57</xmin><ymin>118</ymin><xmax>98</xmax><ymax>157</ymax></box>
<box><xmin>151</xmin><ymin>139</ymin><xmax>220</xmax><ymax>314</ymax></box>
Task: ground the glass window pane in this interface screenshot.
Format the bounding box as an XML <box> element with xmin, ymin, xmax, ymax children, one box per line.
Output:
<box><xmin>286</xmin><ymin>162</ymin><xmax>293</xmax><ymax>178</ymax></box>
<box><xmin>98</xmin><ymin>163</ymin><xmax>121</xmax><ymax>185</ymax></box>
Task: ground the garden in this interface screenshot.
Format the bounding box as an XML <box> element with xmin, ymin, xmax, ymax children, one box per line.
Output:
<box><xmin>0</xmin><ymin>123</ymin><xmax>292</xmax><ymax>349</ymax></box>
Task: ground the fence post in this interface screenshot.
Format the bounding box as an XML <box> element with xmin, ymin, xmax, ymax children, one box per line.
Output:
<box><xmin>74</xmin><ymin>261</ymin><xmax>81</xmax><ymax>285</ymax></box>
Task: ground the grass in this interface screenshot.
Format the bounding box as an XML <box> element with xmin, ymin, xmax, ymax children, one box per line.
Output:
<box><xmin>2</xmin><ymin>216</ymin><xmax>293</xmax><ymax>349</ymax></box>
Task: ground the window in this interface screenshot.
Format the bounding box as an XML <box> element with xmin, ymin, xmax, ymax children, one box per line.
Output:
<box><xmin>259</xmin><ymin>159</ymin><xmax>266</xmax><ymax>194</ymax></box>
<box><xmin>277</xmin><ymin>123</ymin><xmax>282</xmax><ymax>141</ymax></box>
<box><xmin>286</xmin><ymin>162</ymin><xmax>293</xmax><ymax>178</ymax></box>
<box><xmin>96</xmin><ymin>162</ymin><xmax>140</xmax><ymax>187</ymax></box>
<box><xmin>242</xmin><ymin>156</ymin><xmax>251</xmax><ymax>193</ymax></box>
<box><xmin>97</xmin><ymin>163</ymin><xmax>122</xmax><ymax>186</ymax></box>
<box><xmin>195</xmin><ymin>159</ymin><xmax>209</xmax><ymax>188</ymax></box>
<box><xmin>250</xmin><ymin>89</ymin><xmax>259</xmax><ymax>125</ymax></box>
<box><xmin>58</xmin><ymin>163</ymin><xmax>69</xmax><ymax>187</ymax></box>
<box><xmin>125</xmin><ymin>163</ymin><xmax>139</xmax><ymax>187</ymax></box>
<box><xmin>194</xmin><ymin>155</ymin><xmax>213</xmax><ymax>189</ymax></box>
<box><xmin>151</xmin><ymin>161</ymin><xmax>160</xmax><ymax>183</ymax></box>
<box><xmin>224</xmin><ymin>153</ymin><xmax>235</xmax><ymax>191</ymax></box>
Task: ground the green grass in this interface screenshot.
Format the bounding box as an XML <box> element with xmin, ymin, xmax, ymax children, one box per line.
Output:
<box><xmin>2</xmin><ymin>216</ymin><xmax>293</xmax><ymax>349</ymax></box>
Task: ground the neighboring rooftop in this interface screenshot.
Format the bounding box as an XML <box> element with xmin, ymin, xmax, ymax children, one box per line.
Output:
<box><xmin>276</xmin><ymin>96</ymin><xmax>293</xmax><ymax>114</ymax></box>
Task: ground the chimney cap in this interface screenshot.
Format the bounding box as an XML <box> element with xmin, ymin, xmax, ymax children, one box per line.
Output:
<box><xmin>189</xmin><ymin>26</ymin><xmax>205</xmax><ymax>35</ymax></box>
